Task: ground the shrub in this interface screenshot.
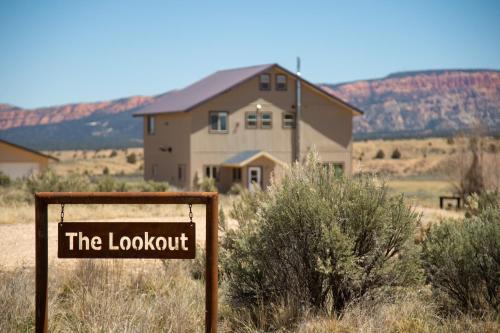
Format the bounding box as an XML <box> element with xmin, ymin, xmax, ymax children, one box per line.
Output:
<box><xmin>136</xmin><ymin>180</ymin><xmax>169</xmax><ymax>192</ymax></box>
<box><xmin>0</xmin><ymin>171</ymin><xmax>11</xmax><ymax>187</ymax></box>
<box><xmin>25</xmin><ymin>169</ymin><xmax>91</xmax><ymax>197</ymax></box>
<box><xmin>126</xmin><ymin>153</ymin><xmax>137</xmax><ymax>164</ymax></box>
<box><xmin>199</xmin><ymin>177</ymin><xmax>217</xmax><ymax>192</ymax></box>
<box><xmin>374</xmin><ymin>149</ymin><xmax>385</xmax><ymax>159</ymax></box>
<box><xmin>228</xmin><ymin>183</ymin><xmax>244</xmax><ymax>195</ymax></box>
<box><xmin>391</xmin><ymin>148</ymin><xmax>402</xmax><ymax>159</ymax></box>
<box><xmin>219</xmin><ymin>207</ymin><xmax>226</xmax><ymax>231</ymax></box>
<box><xmin>102</xmin><ymin>166</ymin><xmax>109</xmax><ymax>175</ymax></box>
<box><xmin>109</xmin><ymin>150</ymin><xmax>118</xmax><ymax>158</ymax></box>
<box><xmin>447</xmin><ymin>137</ymin><xmax>455</xmax><ymax>145</ymax></box>
<box><xmin>95</xmin><ymin>176</ymin><xmax>127</xmax><ymax>192</ymax></box>
<box><xmin>222</xmin><ymin>152</ymin><xmax>422</xmax><ymax>323</ymax></box>
<box><xmin>422</xmin><ymin>196</ymin><xmax>499</xmax><ymax>316</ymax></box>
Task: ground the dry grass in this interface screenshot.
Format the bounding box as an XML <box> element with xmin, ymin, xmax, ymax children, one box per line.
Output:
<box><xmin>46</xmin><ymin>148</ymin><xmax>144</xmax><ymax>177</ymax></box>
<box><xmin>353</xmin><ymin>136</ymin><xmax>498</xmax><ymax>177</ymax></box>
<box><xmin>3</xmin><ymin>264</ymin><xmax>497</xmax><ymax>333</ymax></box>
<box><xmin>0</xmin><ymin>260</ymin><xmax>205</xmax><ymax>333</ymax></box>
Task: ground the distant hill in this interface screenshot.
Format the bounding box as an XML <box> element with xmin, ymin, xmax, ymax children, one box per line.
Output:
<box><xmin>322</xmin><ymin>69</ymin><xmax>500</xmax><ymax>139</ymax></box>
<box><xmin>0</xmin><ymin>69</ymin><xmax>499</xmax><ymax>149</ymax></box>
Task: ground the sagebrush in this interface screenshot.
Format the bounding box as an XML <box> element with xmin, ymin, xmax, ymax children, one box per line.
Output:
<box><xmin>222</xmin><ymin>152</ymin><xmax>423</xmax><ymax>329</ymax></box>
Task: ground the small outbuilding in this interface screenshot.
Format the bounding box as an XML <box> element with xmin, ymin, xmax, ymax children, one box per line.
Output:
<box><xmin>0</xmin><ymin>138</ymin><xmax>58</xmax><ymax>178</ymax></box>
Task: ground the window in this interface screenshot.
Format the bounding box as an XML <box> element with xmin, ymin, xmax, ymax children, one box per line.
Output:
<box><xmin>276</xmin><ymin>74</ymin><xmax>287</xmax><ymax>91</ymax></box>
<box><xmin>152</xmin><ymin>164</ymin><xmax>158</xmax><ymax>177</ymax></box>
<box><xmin>232</xmin><ymin>168</ymin><xmax>241</xmax><ymax>181</ymax></box>
<box><xmin>322</xmin><ymin>162</ymin><xmax>344</xmax><ymax>177</ymax></box>
<box><xmin>283</xmin><ymin>113</ymin><xmax>296</xmax><ymax>128</ymax></box>
<box><xmin>261</xmin><ymin>112</ymin><xmax>272</xmax><ymax>129</ymax></box>
<box><xmin>245</xmin><ymin>112</ymin><xmax>257</xmax><ymax>128</ymax></box>
<box><xmin>205</xmin><ymin>165</ymin><xmax>219</xmax><ymax>180</ymax></box>
<box><xmin>209</xmin><ymin>111</ymin><xmax>228</xmax><ymax>133</ymax></box>
<box><xmin>259</xmin><ymin>74</ymin><xmax>271</xmax><ymax>90</ymax></box>
<box><xmin>178</xmin><ymin>164</ymin><xmax>186</xmax><ymax>181</ymax></box>
<box><xmin>147</xmin><ymin>116</ymin><xmax>155</xmax><ymax>135</ymax></box>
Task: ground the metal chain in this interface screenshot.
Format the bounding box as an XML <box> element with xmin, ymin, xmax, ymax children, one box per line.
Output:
<box><xmin>60</xmin><ymin>204</ymin><xmax>65</xmax><ymax>223</ymax></box>
<box><xmin>188</xmin><ymin>203</ymin><xmax>193</xmax><ymax>223</ymax></box>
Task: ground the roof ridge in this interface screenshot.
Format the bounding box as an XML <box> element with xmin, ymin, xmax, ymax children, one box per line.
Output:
<box><xmin>215</xmin><ymin>63</ymin><xmax>276</xmax><ymax>73</ymax></box>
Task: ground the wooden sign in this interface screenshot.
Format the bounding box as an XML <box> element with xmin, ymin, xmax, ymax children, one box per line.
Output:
<box><xmin>36</xmin><ymin>192</ymin><xmax>218</xmax><ymax>333</ymax></box>
<box><xmin>58</xmin><ymin>222</ymin><xmax>195</xmax><ymax>259</ymax></box>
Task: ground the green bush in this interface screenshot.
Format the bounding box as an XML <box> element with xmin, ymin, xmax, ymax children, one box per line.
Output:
<box><xmin>136</xmin><ymin>180</ymin><xmax>169</xmax><ymax>192</ymax></box>
<box><xmin>391</xmin><ymin>148</ymin><xmax>402</xmax><ymax>159</ymax></box>
<box><xmin>0</xmin><ymin>171</ymin><xmax>11</xmax><ymax>186</ymax></box>
<box><xmin>109</xmin><ymin>150</ymin><xmax>118</xmax><ymax>158</ymax></box>
<box><xmin>25</xmin><ymin>169</ymin><xmax>91</xmax><ymax>198</ymax></box>
<box><xmin>126</xmin><ymin>153</ymin><xmax>137</xmax><ymax>164</ymax></box>
<box><xmin>199</xmin><ymin>177</ymin><xmax>217</xmax><ymax>192</ymax></box>
<box><xmin>95</xmin><ymin>176</ymin><xmax>127</xmax><ymax>192</ymax></box>
<box><xmin>222</xmin><ymin>152</ymin><xmax>422</xmax><ymax>322</ymax></box>
<box><xmin>374</xmin><ymin>149</ymin><xmax>385</xmax><ymax>159</ymax></box>
<box><xmin>422</xmin><ymin>197</ymin><xmax>499</xmax><ymax>316</ymax></box>
<box><xmin>102</xmin><ymin>166</ymin><xmax>109</xmax><ymax>175</ymax></box>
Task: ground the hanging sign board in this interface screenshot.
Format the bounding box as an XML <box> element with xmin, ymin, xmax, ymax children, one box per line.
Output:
<box><xmin>58</xmin><ymin>222</ymin><xmax>195</xmax><ymax>259</ymax></box>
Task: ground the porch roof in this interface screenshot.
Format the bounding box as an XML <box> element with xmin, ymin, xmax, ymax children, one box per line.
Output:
<box><xmin>221</xmin><ymin>150</ymin><xmax>285</xmax><ymax>167</ymax></box>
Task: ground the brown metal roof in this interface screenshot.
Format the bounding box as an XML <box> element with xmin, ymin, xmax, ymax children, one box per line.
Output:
<box><xmin>134</xmin><ymin>63</ymin><xmax>364</xmax><ymax>116</ymax></box>
<box><xmin>0</xmin><ymin>138</ymin><xmax>59</xmax><ymax>161</ymax></box>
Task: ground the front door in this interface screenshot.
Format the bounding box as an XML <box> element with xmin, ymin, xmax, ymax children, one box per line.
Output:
<box><xmin>248</xmin><ymin>166</ymin><xmax>262</xmax><ymax>191</ymax></box>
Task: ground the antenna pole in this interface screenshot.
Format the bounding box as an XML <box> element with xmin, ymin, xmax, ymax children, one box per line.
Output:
<box><xmin>295</xmin><ymin>57</ymin><xmax>301</xmax><ymax>162</ymax></box>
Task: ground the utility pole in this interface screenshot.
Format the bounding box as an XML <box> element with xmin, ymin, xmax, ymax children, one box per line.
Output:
<box><xmin>295</xmin><ymin>57</ymin><xmax>301</xmax><ymax>162</ymax></box>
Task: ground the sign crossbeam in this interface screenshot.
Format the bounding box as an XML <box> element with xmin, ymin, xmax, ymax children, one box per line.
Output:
<box><xmin>35</xmin><ymin>191</ymin><xmax>218</xmax><ymax>333</ymax></box>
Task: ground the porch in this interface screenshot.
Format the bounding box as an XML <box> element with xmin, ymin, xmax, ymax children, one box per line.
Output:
<box><xmin>217</xmin><ymin>150</ymin><xmax>284</xmax><ymax>192</ymax></box>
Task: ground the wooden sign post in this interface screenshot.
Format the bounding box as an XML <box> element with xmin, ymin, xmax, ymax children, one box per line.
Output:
<box><xmin>35</xmin><ymin>192</ymin><xmax>218</xmax><ymax>333</ymax></box>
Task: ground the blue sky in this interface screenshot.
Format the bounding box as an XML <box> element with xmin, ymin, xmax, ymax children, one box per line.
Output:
<box><xmin>1</xmin><ymin>0</ymin><xmax>499</xmax><ymax>108</ymax></box>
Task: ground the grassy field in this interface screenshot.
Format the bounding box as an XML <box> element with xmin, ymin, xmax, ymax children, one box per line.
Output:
<box><xmin>0</xmin><ymin>137</ymin><xmax>498</xmax><ymax>332</ymax></box>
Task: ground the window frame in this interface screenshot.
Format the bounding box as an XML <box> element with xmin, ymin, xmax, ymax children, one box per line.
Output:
<box><xmin>178</xmin><ymin>164</ymin><xmax>186</xmax><ymax>181</ymax></box>
<box><xmin>275</xmin><ymin>74</ymin><xmax>287</xmax><ymax>91</ymax></box>
<box><xmin>245</xmin><ymin>111</ymin><xmax>258</xmax><ymax>129</ymax></box>
<box><xmin>208</xmin><ymin>111</ymin><xmax>229</xmax><ymax>133</ymax></box>
<box><xmin>232</xmin><ymin>168</ymin><xmax>241</xmax><ymax>181</ymax></box>
<box><xmin>147</xmin><ymin>116</ymin><xmax>155</xmax><ymax>135</ymax></box>
<box><xmin>282</xmin><ymin>112</ymin><xmax>296</xmax><ymax>129</ymax></box>
<box><xmin>204</xmin><ymin>165</ymin><xmax>219</xmax><ymax>180</ymax></box>
<box><xmin>259</xmin><ymin>73</ymin><xmax>271</xmax><ymax>91</ymax></box>
<box><xmin>260</xmin><ymin>112</ymin><xmax>273</xmax><ymax>129</ymax></box>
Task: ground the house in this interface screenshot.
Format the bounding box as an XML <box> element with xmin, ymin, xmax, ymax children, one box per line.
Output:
<box><xmin>0</xmin><ymin>138</ymin><xmax>58</xmax><ymax>178</ymax></box>
<box><xmin>134</xmin><ymin>63</ymin><xmax>363</xmax><ymax>191</ymax></box>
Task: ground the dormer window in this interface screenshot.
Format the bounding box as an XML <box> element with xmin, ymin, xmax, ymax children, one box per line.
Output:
<box><xmin>276</xmin><ymin>74</ymin><xmax>287</xmax><ymax>91</ymax></box>
<box><xmin>259</xmin><ymin>74</ymin><xmax>271</xmax><ymax>91</ymax></box>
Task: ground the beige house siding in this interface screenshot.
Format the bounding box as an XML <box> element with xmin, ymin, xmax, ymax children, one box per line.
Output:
<box><xmin>143</xmin><ymin>112</ymin><xmax>191</xmax><ymax>187</ymax></box>
<box><xmin>142</xmin><ymin>65</ymin><xmax>357</xmax><ymax>191</ymax></box>
<box><xmin>300</xmin><ymin>86</ymin><xmax>354</xmax><ymax>174</ymax></box>
<box><xmin>189</xmin><ymin>66</ymin><xmax>354</xmax><ymax>188</ymax></box>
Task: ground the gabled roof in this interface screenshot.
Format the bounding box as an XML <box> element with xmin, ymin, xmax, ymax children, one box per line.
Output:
<box><xmin>134</xmin><ymin>63</ymin><xmax>364</xmax><ymax>117</ymax></box>
<box><xmin>221</xmin><ymin>150</ymin><xmax>285</xmax><ymax>167</ymax></box>
<box><xmin>0</xmin><ymin>138</ymin><xmax>59</xmax><ymax>161</ymax></box>
<box><xmin>134</xmin><ymin>64</ymin><xmax>274</xmax><ymax>116</ymax></box>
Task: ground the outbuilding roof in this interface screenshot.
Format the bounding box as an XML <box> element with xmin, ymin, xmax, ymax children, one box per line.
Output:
<box><xmin>0</xmin><ymin>138</ymin><xmax>59</xmax><ymax>161</ymax></box>
<box><xmin>134</xmin><ymin>63</ymin><xmax>364</xmax><ymax>117</ymax></box>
